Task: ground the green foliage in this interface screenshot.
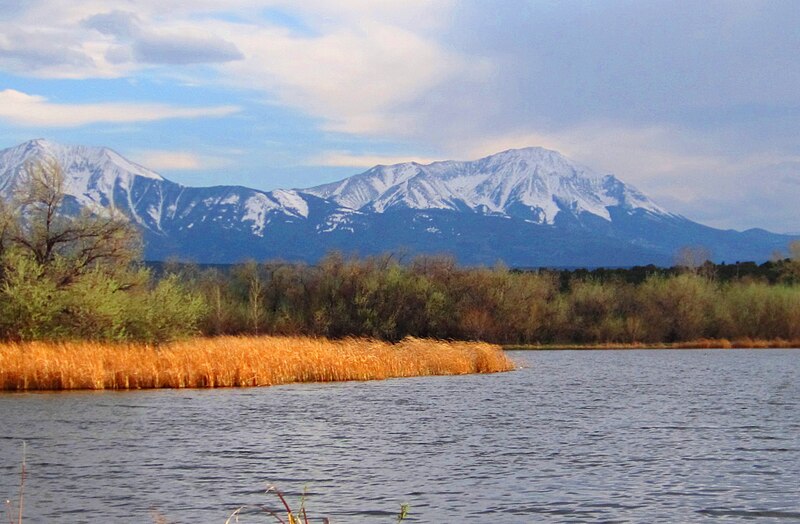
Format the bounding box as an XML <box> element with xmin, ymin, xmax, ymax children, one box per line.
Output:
<box><xmin>781</xmin><ymin>240</ymin><xmax>800</xmax><ymax>284</ymax></box>
<box><xmin>184</xmin><ymin>251</ymin><xmax>800</xmax><ymax>345</ymax></box>
<box><xmin>57</xmin><ymin>267</ymin><xmax>146</xmax><ymax>341</ymax></box>
<box><xmin>0</xmin><ymin>252</ymin><xmax>62</xmax><ymax>340</ymax></box>
<box><xmin>635</xmin><ymin>274</ymin><xmax>717</xmax><ymax>342</ymax></box>
<box><xmin>0</xmin><ymin>160</ymin><xmax>204</xmax><ymax>343</ymax></box>
<box><xmin>0</xmin><ymin>249</ymin><xmax>206</xmax><ymax>343</ymax></box>
<box><xmin>565</xmin><ymin>279</ymin><xmax>624</xmax><ymax>342</ymax></box>
<box><xmin>397</xmin><ymin>503</ymin><xmax>410</xmax><ymax>522</ymax></box>
<box><xmin>124</xmin><ymin>274</ymin><xmax>207</xmax><ymax>343</ymax></box>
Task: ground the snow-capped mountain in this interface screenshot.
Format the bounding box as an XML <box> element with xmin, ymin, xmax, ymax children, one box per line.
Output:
<box><xmin>306</xmin><ymin>147</ymin><xmax>668</xmax><ymax>224</ymax></box>
<box><xmin>0</xmin><ymin>139</ymin><xmax>356</xmax><ymax>241</ymax></box>
<box><xmin>0</xmin><ymin>139</ymin><xmax>794</xmax><ymax>266</ymax></box>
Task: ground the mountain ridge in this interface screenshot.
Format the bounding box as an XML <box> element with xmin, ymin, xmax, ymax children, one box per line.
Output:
<box><xmin>305</xmin><ymin>146</ymin><xmax>670</xmax><ymax>224</ymax></box>
<box><xmin>0</xmin><ymin>139</ymin><xmax>794</xmax><ymax>267</ymax></box>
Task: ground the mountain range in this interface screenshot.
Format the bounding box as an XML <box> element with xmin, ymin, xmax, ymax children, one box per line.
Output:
<box><xmin>0</xmin><ymin>139</ymin><xmax>794</xmax><ymax>267</ymax></box>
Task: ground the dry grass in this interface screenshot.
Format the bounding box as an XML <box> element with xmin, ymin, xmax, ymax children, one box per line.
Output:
<box><xmin>0</xmin><ymin>336</ymin><xmax>515</xmax><ymax>391</ymax></box>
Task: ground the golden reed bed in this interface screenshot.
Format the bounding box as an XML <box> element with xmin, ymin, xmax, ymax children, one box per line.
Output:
<box><xmin>0</xmin><ymin>336</ymin><xmax>515</xmax><ymax>391</ymax></box>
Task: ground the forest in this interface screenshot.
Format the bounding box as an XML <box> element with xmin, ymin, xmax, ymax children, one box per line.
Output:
<box><xmin>167</xmin><ymin>252</ymin><xmax>800</xmax><ymax>345</ymax></box>
<box><xmin>1</xmin><ymin>160</ymin><xmax>798</xmax><ymax>345</ymax></box>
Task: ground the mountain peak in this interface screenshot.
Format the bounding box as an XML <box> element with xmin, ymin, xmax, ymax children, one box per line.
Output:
<box><xmin>0</xmin><ymin>139</ymin><xmax>167</xmax><ymax>224</ymax></box>
<box><xmin>2</xmin><ymin>139</ymin><xmax>164</xmax><ymax>183</ymax></box>
<box><xmin>474</xmin><ymin>146</ymin><xmax>569</xmax><ymax>164</ymax></box>
<box><xmin>26</xmin><ymin>137</ymin><xmax>50</xmax><ymax>148</ymax></box>
<box><xmin>486</xmin><ymin>145</ymin><xmax>561</xmax><ymax>158</ymax></box>
<box><xmin>306</xmin><ymin>146</ymin><xmax>666</xmax><ymax>223</ymax></box>
<box><xmin>11</xmin><ymin>138</ymin><xmax>59</xmax><ymax>157</ymax></box>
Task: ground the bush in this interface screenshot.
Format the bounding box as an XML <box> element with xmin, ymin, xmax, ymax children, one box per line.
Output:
<box><xmin>0</xmin><ymin>161</ymin><xmax>205</xmax><ymax>343</ymax></box>
<box><xmin>0</xmin><ymin>252</ymin><xmax>62</xmax><ymax>340</ymax></box>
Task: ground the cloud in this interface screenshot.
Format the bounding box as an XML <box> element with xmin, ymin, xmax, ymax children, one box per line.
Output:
<box><xmin>442</xmin><ymin>2</ymin><xmax>800</xmax><ymax>127</ymax></box>
<box><xmin>0</xmin><ymin>3</ymin><xmax>246</xmax><ymax>76</ymax></box>
<box><xmin>0</xmin><ymin>28</ymin><xmax>95</xmax><ymax>69</ymax></box>
<box><xmin>219</xmin><ymin>15</ymin><xmax>476</xmax><ymax>136</ymax></box>
<box><xmin>0</xmin><ymin>89</ymin><xmax>239</xmax><ymax>127</ymax></box>
<box><xmin>132</xmin><ymin>33</ymin><xmax>243</xmax><ymax>65</ymax></box>
<box><xmin>82</xmin><ymin>10</ymin><xmax>139</xmax><ymax>38</ymax></box>
<box><xmin>0</xmin><ymin>3</ymin><xmax>465</xmax><ymax>126</ymax></box>
<box><xmin>310</xmin><ymin>151</ymin><xmax>440</xmax><ymax>168</ymax></box>
<box><xmin>83</xmin><ymin>10</ymin><xmax>243</xmax><ymax>65</ymax></box>
<box><xmin>134</xmin><ymin>149</ymin><xmax>232</xmax><ymax>171</ymax></box>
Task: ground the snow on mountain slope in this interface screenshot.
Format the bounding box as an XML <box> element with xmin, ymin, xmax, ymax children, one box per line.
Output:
<box><xmin>0</xmin><ymin>138</ymin><xmax>170</xmax><ymax>222</ymax></box>
<box><xmin>0</xmin><ymin>139</ymin><xmax>323</xmax><ymax>237</ymax></box>
<box><xmin>0</xmin><ymin>138</ymin><xmax>161</xmax><ymax>203</ymax></box>
<box><xmin>306</xmin><ymin>147</ymin><xmax>670</xmax><ymax>224</ymax></box>
<box><xmin>0</xmin><ymin>139</ymin><xmax>792</xmax><ymax>266</ymax></box>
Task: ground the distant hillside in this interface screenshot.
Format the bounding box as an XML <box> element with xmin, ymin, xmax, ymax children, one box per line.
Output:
<box><xmin>0</xmin><ymin>139</ymin><xmax>795</xmax><ymax>266</ymax></box>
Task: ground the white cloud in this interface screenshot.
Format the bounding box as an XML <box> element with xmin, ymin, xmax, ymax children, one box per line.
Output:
<box><xmin>0</xmin><ymin>89</ymin><xmax>239</xmax><ymax>127</ymax></box>
<box><xmin>0</xmin><ymin>2</ymin><xmax>474</xmax><ymax>137</ymax></box>
<box><xmin>218</xmin><ymin>14</ymin><xmax>475</xmax><ymax>136</ymax></box>
<box><xmin>134</xmin><ymin>149</ymin><xmax>232</xmax><ymax>171</ymax></box>
<box><xmin>0</xmin><ymin>2</ymin><xmax>251</xmax><ymax>77</ymax></box>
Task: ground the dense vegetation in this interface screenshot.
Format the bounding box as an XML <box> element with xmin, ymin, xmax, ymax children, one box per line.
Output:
<box><xmin>175</xmin><ymin>251</ymin><xmax>800</xmax><ymax>345</ymax></box>
<box><xmin>0</xmin><ymin>161</ymin><xmax>203</xmax><ymax>342</ymax></box>
<box><xmin>0</xmin><ymin>160</ymin><xmax>798</xmax><ymax>346</ymax></box>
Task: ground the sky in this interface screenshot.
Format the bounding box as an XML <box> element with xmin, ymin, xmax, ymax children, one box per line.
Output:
<box><xmin>0</xmin><ymin>1</ymin><xmax>798</xmax><ymax>234</ymax></box>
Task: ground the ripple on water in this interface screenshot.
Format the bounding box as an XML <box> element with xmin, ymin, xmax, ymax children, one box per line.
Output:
<box><xmin>0</xmin><ymin>349</ymin><xmax>798</xmax><ymax>522</ymax></box>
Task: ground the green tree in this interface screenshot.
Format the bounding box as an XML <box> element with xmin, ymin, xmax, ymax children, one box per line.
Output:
<box><xmin>0</xmin><ymin>160</ymin><xmax>203</xmax><ymax>342</ymax></box>
<box><xmin>4</xmin><ymin>159</ymin><xmax>141</xmax><ymax>287</ymax></box>
<box><xmin>0</xmin><ymin>251</ymin><xmax>62</xmax><ymax>340</ymax></box>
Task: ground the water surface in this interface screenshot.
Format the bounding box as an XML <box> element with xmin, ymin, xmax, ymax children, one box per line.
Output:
<box><xmin>1</xmin><ymin>349</ymin><xmax>799</xmax><ymax>522</ymax></box>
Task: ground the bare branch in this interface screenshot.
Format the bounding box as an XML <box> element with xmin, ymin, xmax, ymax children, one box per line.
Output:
<box><xmin>5</xmin><ymin>159</ymin><xmax>142</xmax><ymax>287</ymax></box>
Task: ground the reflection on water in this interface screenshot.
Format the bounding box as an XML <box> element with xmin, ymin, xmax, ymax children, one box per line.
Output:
<box><xmin>1</xmin><ymin>349</ymin><xmax>799</xmax><ymax>523</ymax></box>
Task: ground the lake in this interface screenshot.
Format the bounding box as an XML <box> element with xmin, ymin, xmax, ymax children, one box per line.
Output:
<box><xmin>1</xmin><ymin>349</ymin><xmax>799</xmax><ymax>523</ymax></box>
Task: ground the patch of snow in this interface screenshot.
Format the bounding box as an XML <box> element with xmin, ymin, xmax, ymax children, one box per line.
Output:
<box><xmin>242</xmin><ymin>194</ymin><xmax>277</xmax><ymax>236</ymax></box>
<box><xmin>219</xmin><ymin>193</ymin><xmax>240</xmax><ymax>205</ymax></box>
<box><xmin>146</xmin><ymin>205</ymin><xmax>161</xmax><ymax>224</ymax></box>
<box><xmin>271</xmin><ymin>189</ymin><xmax>309</xmax><ymax>218</ymax></box>
<box><xmin>316</xmin><ymin>211</ymin><xmax>356</xmax><ymax>233</ymax></box>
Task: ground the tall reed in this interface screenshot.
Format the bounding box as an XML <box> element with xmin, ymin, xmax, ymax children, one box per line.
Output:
<box><xmin>0</xmin><ymin>336</ymin><xmax>514</xmax><ymax>391</ymax></box>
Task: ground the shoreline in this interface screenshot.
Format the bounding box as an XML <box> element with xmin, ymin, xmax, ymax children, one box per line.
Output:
<box><xmin>505</xmin><ymin>338</ymin><xmax>800</xmax><ymax>351</ymax></box>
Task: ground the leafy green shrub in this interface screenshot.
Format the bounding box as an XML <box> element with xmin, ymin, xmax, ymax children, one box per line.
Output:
<box><xmin>0</xmin><ymin>252</ymin><xmax>62</xmax><ymax>340</ymax></box>
<box><xmin>124</xmin><ymin>274</ymin><xmax>207</xmax><ymax>343</ymax></box>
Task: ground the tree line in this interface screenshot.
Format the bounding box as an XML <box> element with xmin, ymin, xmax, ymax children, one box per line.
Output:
<box><xmin>175</xmin><ymin>251</ymin><xmax>800</xmax><ymax>344</ymax></box>
<box><xmin>0</xmin><ymin>160</ymin><xmax>798</xmax><ymax>344</ymax></box>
